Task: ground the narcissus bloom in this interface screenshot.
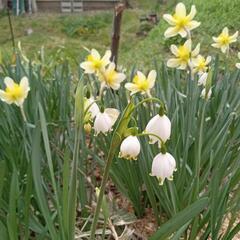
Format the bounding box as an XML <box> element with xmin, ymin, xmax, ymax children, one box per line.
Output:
<box><xmin>119</xmin><ymin>136</ymin><xmax>141</xmax><ymax>160</ymax></box>
<box><xmin>80</xmin><ymin>49</ymin><xmax>111</xmax><ymax>74</ymax></box>
<box><xmin>163</xmin><ymin>2</ymin><xmax>200</xmax><ymax>38</ymax></box>
<box><xmin>192</xmin><ymin>55</ymin><xmax>211</xmax><ymax>74</ymax></box>
<box><xmin>94</xmin><ymin>108</ymin><xmax>119</xmax><ymax>135</ymax></box>
<box><xmin>236</xmin><ymin>52</ymin><xmax>240</xmax><ymax>69</ymax></box>
<box><xmin>145</xmin><ymin>114</ymin><xmax>171</xmax><ymax>145</ymax></box>
<box><xmin>151</xmin><ymin>152</ymin><xmax>176</xmax><ymax>185</ymax></box>
<box><xmin>125</xmin><ymin>70</ymin><xmax>156</xmax><ymax>96</ymax></box>
<box><xmin>167</xmin><ymin>39</ymin><xmax>200</xmax><ymax>70</ymax></box>
<box><xmin>98</xmin><ymin>62</ymin><xmax>126</xmax><ymax>90</ymax></box>
<box><xmin>0</xmin><ymin>76</ymin><xmax>30</xmax><ymax>106</ymax></box>
<box><xmin>212</xmin><ymin>27</ymin><xmax>238</xmax><ymax>53</ymax></box>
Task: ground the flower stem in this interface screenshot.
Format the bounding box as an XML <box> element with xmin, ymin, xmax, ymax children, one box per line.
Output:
<box><xmin>90</xmin><ymin>140</ymin><xmax>117</xmax><ymax>240</ymax></box>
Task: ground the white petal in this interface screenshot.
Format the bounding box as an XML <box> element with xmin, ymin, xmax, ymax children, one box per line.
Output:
<box><xmin>125</xmin><ymin>83</ymin><xmax>139</xmax><ymax>95</ymax></box>
<box><xmin>94</xmin><ymin>112</ymin><xmax>112</xmax><ymax>134</ymax></box>
<box><xmin>167</xmin><ymin>58</ymin><xmax>180</xmax><ymax>68</ymax></box>
<box><xmin>170</xmin><ymin>45</ymin><xmax>179</xmax><ymax>56</ymax></box>
<box><xmin>101</xmin><ymin>50</ymin><xmax>111</xmax><ymax>66</ymax></box>
<box><xmin>164</xmin><ymin>27</ymin><xmax>179</xmax><ymax>38</ymax></box>
<box><xmin>105</xmin><ymin>108</ymin><xmax>119</xmax><ymax>126</ymax></box>
<box><xmin>198</xmin><ymin>72</ymin><xmax>208</xmax><ymax>86</ymax></box>
<box><xmin>91</xmin><ymin>49</ymin><xmax>100</xmax><ymax>60</ymax></box>
<box><xmin>188</xmin><ymin>5</ymin><xmax>196</xmax><ymax>20</ymax></box>
<box><xmin>192</xmin><ymin>43</ymin><xmax>200</xmax><ymax>57</ymax></box>
<box><xmin>120</xmin><ymin>136</ymin><xmax>140</xmax><ymax>160</ymax></box>
<box><xmin>147</xmin><ymin>70</ymin><xmax>156</xmax><ymax>88</ymax></box>
<box><xmin>20</xmin><ymin>76</ymin><xmax>30</xmax><ymax>98</ymax></box>
<box><xmin>184</xmin><ymin>39</ymin><xmax>192</xmax><ymax>52</ymax></box>
<box><xmin>145</xmin><ymin>114</ymin><xmax>171</xmax><ymax>143</ymax></box>
<box><xmin>163</xmin><ymin>14</ymin><xmax>176</xmax><ymax>25</ymax></box>
<box><xmin>4</xmin><ymin>77</ymin><xmax>15</xmax><ymax>89</ymax></box>
<box><xmin>80</xmin><ymin>62</ymin><xmax>95</xmax><ymax>74</ymax></box>
<box><xmin>175</xmin><ymin>2</ymin><xmax>186</xmax><ymax>17</ymax></box>
<box><xmin>0</xmin><ymin>90</ymin><xmax>12</xmax><ymax>104</ymax></box>
<box><xmin>188</xmin><ymin>20</ymin><xmax>201</xmax><ymax>30</ymax></box>
<box><xmin>178</xmin><ymin>29</ymin><xmax>188</xmax><ymax>38</ymax></box>
<box><xmin>222</xmin><ymin>27</ymin><xmax>229</xmax><ymax>35</ymax></box>
<box><xmin>236</xmin><ymin>63</ymin><xmax>240</xmax><ymax>69</ymax></box>
<box><xmin>137</xmin><ymin>71</ymin><xmax>146</xmax><ymax>82</ymax></box>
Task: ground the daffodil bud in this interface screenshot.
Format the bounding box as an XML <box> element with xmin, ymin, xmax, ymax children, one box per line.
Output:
<box><xmin>94</xmin><ymin>108</ymin><xmax>119</xmax><ymax>135</ymax></box>
<box><xmin>119</xmin><ymin>136</ymin><xmax>141</xmax><ymax>160</ymax></box>
<box><xmin>201</xmin><ymin>88</ymin><xmax>212</xmax><ymax>100</ymax></box>
<box><xmin>145</xmin><ymin>114</ymin><xmax>171</xmax><ymax>144</ymax></box>
<box><xmin>151</xmin><ymin>152</ymin><xmax>176</xmax><ymax>185</ymax></box>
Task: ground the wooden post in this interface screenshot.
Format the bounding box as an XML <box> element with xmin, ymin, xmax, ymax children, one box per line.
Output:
<box><xmin>110</xmin><ymin>2</ymin><xmax>126</xmax><ymax>66</ymax></box>
<box><xmin>0</xmin><ymin>0</ymin><xmax>3</xmax><ymax>10</ymax></box>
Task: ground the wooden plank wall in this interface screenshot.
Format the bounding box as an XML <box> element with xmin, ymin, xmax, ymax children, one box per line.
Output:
<box><xmin>36</xmin><ymin>0</ymin><xmax>118</xmax><ymax>12</ymax></box>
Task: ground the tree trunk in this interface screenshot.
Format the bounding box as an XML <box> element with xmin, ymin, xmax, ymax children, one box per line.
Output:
<box><xmin>110</xmin><ymin>3</ymin><xmax>125</xmax><ymax>67</ymax></box>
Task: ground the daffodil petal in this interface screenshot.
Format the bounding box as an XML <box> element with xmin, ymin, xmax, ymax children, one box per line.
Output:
<box><xmin>175</xmin><ymin>2</ymin><xmax>186</xmax><ymax>17</ymax></box>
<box><xmin>163</xmin><ymin>14</ymin><xmax>176</xmax><ymax>25</ymax></box>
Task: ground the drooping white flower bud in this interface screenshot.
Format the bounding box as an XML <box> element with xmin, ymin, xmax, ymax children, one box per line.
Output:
<box><xmin>151</xmin><ymin>152</ymin><xmax>176</xmax><ymax>185</ymax></box>
<box><xmin>145</xmin><ymin>114</ymin><xmax>171</xmax><ymax>144</ymax></box>
<box><xmin>119</xmin><ymin>136</ymin><xmax>141</xmax><ymax>160</ymax></box>
<box><xmin>201</xmin><ymin>88</ymin><xmax>212</xmax><ymax>100</ymax></box>
<box><xmin>94</xmin><ymin>108</ymin><xmax>119</xmax><ymax>135</ymax></box>
<box><xmin>198</xmin><ymin>72</ymin><xmax>208</xmax><ymax>86</ymax></box>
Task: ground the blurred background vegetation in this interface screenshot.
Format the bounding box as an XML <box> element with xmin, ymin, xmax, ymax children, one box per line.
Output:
<box><xmin>1</xmin><ymin>0</ymin><xmax>240</xmax><ymax>68</ymax></box>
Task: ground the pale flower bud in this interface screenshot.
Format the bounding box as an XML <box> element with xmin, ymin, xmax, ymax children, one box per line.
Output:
<box><xmin>145</xmin><ymin>114</ymin><xmax>171</xmax><ymax>144</ymax></box>
<box><xmin>94</xmin><ymin>108</ymin><xmax>119</xmax><ymax>135</ymax></box>
<box><xmin>151</xmin><ymin>152</ymin><xmax>176</xmax><ymax>185</ymax></box>
<box><xmin>119</xmin><ymin>136</ymin><xmax>141</xmax><ymax>160</ymax></box>
<box><xmin>84</xmin><ymin>123</ymin><xmax>92</xmax><ymax>134</ymax></box>
<box><xmin>198</xmin><ymin>72</ymin><xmax>208</xmax><ymax>86</ymax></box>
<box><xmin>201</xmin><ymin>88</ymin><xmax>212</xmax><ymax>100</ymax></box>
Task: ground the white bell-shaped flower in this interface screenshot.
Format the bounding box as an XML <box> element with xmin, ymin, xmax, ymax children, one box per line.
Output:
<box><xmin>94</xmin><ymin>108</ymin><xmax>119</xmax><ymax>135</ymax></box>
<box><xmin>119</xmin><ymin>136</ymin><xmax>141</xmax><ymax>160</ymax></box>
<box><xmin>151</xmin><ymin>152</ymin><xmax>176</xmax><ymax>185</ymax></box>
<box><xmin>145</xmin><ymin>114</ymin><xmax>171</xmax><ymax>144</ymax></box>
<box><xmin>85</xmin><ymin>98</ymin><xmax>100</xmax><ymax>119</ymax></box>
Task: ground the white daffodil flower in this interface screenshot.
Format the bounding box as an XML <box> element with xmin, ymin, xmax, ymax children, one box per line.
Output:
<box><xmin>236</xmin><ymin>52</ymin><xmax>240</xmax><ymax>69</ymax></box>
<box><xmin>198</xmin><ymin>72</ymin><xmax>208</xmax><ymax>86</ymax></box>
<box><xmin>163</xmin><ymin>2</ymin><xmax>200</xmax><ymax>38</ymax></box>
<box><xmin>98</xmin><ymin>62</ymin><xmax>126</xmax><ymax>90</ymax></box>
<box><xmin>145</xmin><ymin>114</ymin><xmax>171</xmax><ymax>144</ymax></box>
<box><xmin>192</xmin><ymin>55</ymin><xmax>211</xmax><ymax>74</ymax></box>
<box><xmin>167</xmin><ymin>39</ymin><xmax>200</xmax><ymax>70</ymax></box>
<box><xmin>94</xmin><ymin>108</ymin><xmax>119</xmax><ymax>135</ymax></box>
<box><xmin>125</xmin><ymin>70</ymin><xmax>156</xmax><ymax>96</ymax></box>
<box><xmin>80</xmin><ymin>49</ymin><xmax>111</xmax><ymax>74</ymax></box>
<box><xmin>151</xmin><ymin>152</ymin><xmax>176</xmax><ymax>185</ymax></box>
<box><xmin>0</xmin><ymin>76</ymin><xmax>30</xmax><ymax>106</ymax></box>
<box><xmin>119</xmin><ymin>136</ymin><xmax>141</xmax><ymax>160</ymax></box>
<box><xmin>212</xmin><ymin>27</ymin><xmax>238</xmax><ymax>53</ymax></box>
<box><xmin>201</xmin><ymin>88</ymin><xmax>212</xmax><ymax>100</ymax></box>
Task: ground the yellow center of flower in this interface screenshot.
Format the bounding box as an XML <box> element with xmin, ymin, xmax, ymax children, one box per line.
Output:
<box><xmin>87</xmin><ymin>55</ymin><xmax>102</xmax><ymax>69</ymax></box>
<box><xmin>5</xmin><ymin>83</ymin><xmax>23</xmax><ymax>100</ymax></box>
<box><xmin>133</xmin><ymin>75</ymin><xmax>149</xmax><ymax>91</ymax></box>
<box><xmin>197</xmin><ymin>60</ymin><xmax>206</xmax><ymax>71</ymax></box>
<box><xmin>218</xmin><ymin>34</ymin><xmax>231</xmax><ymax>45</ymax></box>
<box><xmin>178</xmin><ymin>46</ymin><xmax>190</xmax><ymax>62</ymax></box>
<box><xmin>173</xmin><ymin>14</ymin><xmax>190</xmax><ymax>29</ymax></box>
<box><xmin>105</xmin><ymin>70</ymin><xmax>117</xmax><ymax>85</ymax></box>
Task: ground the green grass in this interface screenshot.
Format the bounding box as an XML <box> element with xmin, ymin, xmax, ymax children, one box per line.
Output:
<box><xmin>1</xmin><ymin>0</ymin><xmax>240</xmax><ymax>70</ymax></box>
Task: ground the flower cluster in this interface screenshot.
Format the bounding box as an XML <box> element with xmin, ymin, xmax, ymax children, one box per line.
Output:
<box><xmin>164</xmin><ymin>2</ymin><xmax>240</xmax><ymax>101</ymax></box>
<box><xmin>80</xmin><ymin>49</ymin><xmax>176</xmax><ymax>184</ymax></box>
